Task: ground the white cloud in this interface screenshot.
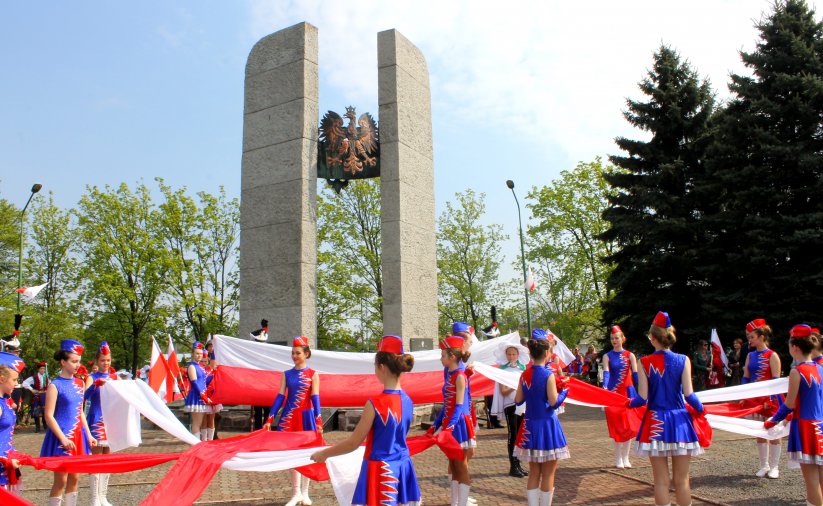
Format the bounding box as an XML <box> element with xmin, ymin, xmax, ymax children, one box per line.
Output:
<box><xmin>246</xmin><ymin>0</ymin><xmax>820</xmax><ymax>165</ymax></box>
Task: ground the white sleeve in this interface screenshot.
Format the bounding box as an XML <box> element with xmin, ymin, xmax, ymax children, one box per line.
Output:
<box><xmin>22</xmin><ymin>376</ymin><xmax>35</xmax><ymax>389</ymax></box>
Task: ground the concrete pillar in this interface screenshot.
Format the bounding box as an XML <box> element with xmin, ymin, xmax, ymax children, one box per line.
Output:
<box><xmin>239</xmin><ymin>22</ymin><xmax>319</xmax><ymax>345</ymax></box>
<box><xmin>378</xmin><ymin>30</ymin><xmax>438</xmax><ymax>349</ymax></box>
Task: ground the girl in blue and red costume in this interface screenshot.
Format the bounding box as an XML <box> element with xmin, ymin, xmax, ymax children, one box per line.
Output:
<box><xmin>764</xmin><ymin>324</ymin><xmax>823</xmax><ymax>506</ymax></box>
<box><xmin>0</xmin><ymin>352</ymin><xmax>26</xmax><ymax>497</ymax></box>
<box><xmin>84</xmin><ymin>341</ymin><xmax>118</xmax><ymax>506</ymax></box>
<box><xmin>603</xmin><ymin>325</ymin><xmax>638</xmax><ymax>469</ymax></box>
<box><xmin>264</xmin><ymin>336</ymin><xmax>322</xmax><ymax>506</ymax></box>
<box><xmin>430</xmin><ymin>335</ymin><xmax>476</xmax><ymax>506</ymax></box>
<box><xmin>630</xmin><ymin>312</ymin><xmax>704</xmax><ymax>506</ymax></box>
<box><xmin>312</xmin><ymin>335</ymin><xmax>421</xmax><ymax>506</ymax></box>
<box><xmin>184</xmin><ymin>342</ymin><xmax>212</xmax><ymax>443</ymax></box>
<box><xmin>514</xmin><ymin>328</ymin><xmax>569</xmax><ymax>506</ymax></box>
<box><xmin>545</xmin><ymin>331</ymin><xmax>567</xmax><ymax>415</ymax></box>
<box><xmin>741</xmin><ymin>318</ymin><xmax>784</xmax><ymax>478</ymax></box>
<box><xmin>451</xmin><ymin>322</ymin><xmax>479</xmax><ymax>433</ymax></box>
<box><xmin>42</xmin><ymin>339</ymin><xmax>97</xmax><ymax>506</ymax></box>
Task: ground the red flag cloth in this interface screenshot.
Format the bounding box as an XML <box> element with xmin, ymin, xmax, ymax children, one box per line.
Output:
<box><xmin>0</xmin><ymin>486</ymin><xmax>34</xmax><ymax>506</ymax></box>
<box><xmin>141</xmin><ymin>429</ymin><xmax>323</xmax><ymax>506</ymax></box>
<box><xmin>703</xmin><ymin>401</ymin><xmax>766</xmax><ymax>418</ymax></box>
<box><xmin>687</xmin><ymin>406</ymin><xmax>713</xmax><ymax>447</ymax></box>
<box><xmin>211</xmin><ymin>367</ymin><xmax>495</xmax><ymax>407</ymax></box>
<box><xmin>12</xmin><ymin>451</ymin><xmax>180</xmax><ymax>473</ymax></box>
<box><xmin>604</xmin><ymin>406</ymin><xmax>644</xmax><ymax>442</ymax></box>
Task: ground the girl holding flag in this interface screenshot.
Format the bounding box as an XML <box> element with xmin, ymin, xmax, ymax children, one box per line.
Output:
<box><xmin>41</xmin><ymin>340</ymin><xmax>97</xmax><ymax>506</ymax></box>
<box><xmin>264</xmin><ymin>336</ymin><xmax>322</xmax><ymax>506</ymax></box>
<box><xmin>741</xmin><ymin>318</ymin><xmax>783</xmax><ymax>478</ymax></box>
<box><xmin>84</xmin><ymin>341</ymin><xmax>119</xmax><ymax>506</ymax></box>
<box><xmin>763</xmin><ymin>324</ymin><xmax>823</xmax><ymax>506</ymax></box>
<box><xmin>602</xmin><ymin>325</ymin><xmax>638</xmax><ymax>468</ymax></box>
<box><xmin>630</xmin><ymin>312</ymin><xmax>704</xmax><ymax>506</ymax></box>
<box><xmin>514</xmin><ymin>328</ymin><xmax>569</xmax><ymax>506</ymax></box>
<box><xmin>311</xmin><ymin>335</ymin><xmax>421</xmax><ymax>506</ymax></box>
<box><xmin>184</xmin><ymin>342</ymin><xmax>212</xmax><ymax>442</ymax></box>
<box><xmin>0</xmin><ymin>352</ymin><xmax>26</xmax><ymax>497</ymax></box>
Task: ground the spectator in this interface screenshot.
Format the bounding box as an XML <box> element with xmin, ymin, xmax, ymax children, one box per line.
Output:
<box><xmin>692</xmin><ymin>339</ymin><xmax>712</xmax><ymax>391</ymax></box>
<box><xmin>583</xmin><ymin>345</ymin><xmax>599</xmax><ymax>385</ymax></box>
<box><xmin>249</xmin><ymin>319</ymin><xmax>271</xmax><ymax>431</ymax></box>
<box><xmin>727</xmin><ymin>338</ymin><xmax>744</xmax><ymax>386</ymax></box>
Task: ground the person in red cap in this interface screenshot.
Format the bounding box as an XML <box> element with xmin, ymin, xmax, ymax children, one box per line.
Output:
<box><xmin>0</xmin><ymin>351</ymin><xmax>26</xmax><ymax>497</ymax></box>
<box><xmin>602</xmin><ymin>325</ymin><xmax>639</xmax><ymax>468</ymax></box>
<box><xmin>22</xmin><ymin>360</ymin><xmax>49</xmax><ymax>433</ymax></box>
<box><xmin>311</xmin><ymin>335</ymin><xmax>422</xmax><ymax>506</ymax></box>
<box><xmin>184</xmin><ymin>342</ymin><xmax>211</xmax><ymax>443</ymax></box>
<box><xmin>763</xmin><ymin>324</ymin><xmax>823</xmax><ymax>506</ymax></box>
<box><xmin>84</xmin><ymin>341</ymin><xmax>119</xmax><ymax>506</ymax></box>
<box><xmin>741</xmin><ymin>318</ymin><xmax>784</xmax><ymax>479</ymax></box>
<box><xmin>264</xmin><ymin>336</ymin><xmax>322</xmax><ymax>506</ymax></box>
<box><xmin>429</xmin><ymin>335</ymin><xmax>476</xmax><ymax>506</ymax></box>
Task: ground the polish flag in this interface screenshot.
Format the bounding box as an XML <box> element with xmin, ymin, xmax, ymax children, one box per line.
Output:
<box><xmin>524</xmin><ymin>266</ymin><xmax>536</xmax><ymax>293</ymax></box>
<box><xmin>148</xmin><ymin>337</ymin><xmax>172</xmax><ymax>402</ymax></box>
<box><xmin>710</xmin><ymin>328</ymin><xmax>729</xmax><ymax>369</ymax></box>
<box><xmin>16</xmin><ymin>282</ymin><xmax>48</xmax><ymax>302</ymax></box>
<box><xmin>166</xmin><ymin>335</ymin><xmax>184</xmax><ymax>400</ymax></box>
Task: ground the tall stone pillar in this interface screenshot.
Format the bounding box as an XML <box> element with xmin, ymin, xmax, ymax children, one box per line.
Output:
<box><xmin>239</xmin><ymin>22</ymin><xmax>319</xmax><ymax>344</ymax></box>
<box><xmin>378</xmin><ymin>30</ymin><xmax>438</xmax><ymax>349</ymax></box>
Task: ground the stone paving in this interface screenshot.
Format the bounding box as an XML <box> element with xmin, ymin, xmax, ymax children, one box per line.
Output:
<box><xmin>15</xmin><ymin>405</ymin><xmax>802</xmax><ymax>505</ymax></box>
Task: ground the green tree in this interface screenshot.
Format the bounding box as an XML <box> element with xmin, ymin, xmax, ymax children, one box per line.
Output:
<box><xmin>600</xmin><ymin>45</ymin><xmax>715</xmax><ymax>352</ymax></box>
<box><xmin>526</xmin><ymin>158</ymin><xmax>616</xmax><ymax>342</ymax></box>
<box><xmin>76</xmin><ymin>182</ymin><xmax>171</xmax><ymax>374</ymax></box>
<box><xmin>437</xmin><ymin>189</ymin><xmax>508</xmax><ymax>334</ymax></box>
<box><xmin>0</xmin><ymin>196</ymin><xmax>20</xmax><ymax>335</ymax></box>
<box><xmin>699</xmin><ymin>0</ymin><xmax>823</xmax><ymax>339</ymax></box>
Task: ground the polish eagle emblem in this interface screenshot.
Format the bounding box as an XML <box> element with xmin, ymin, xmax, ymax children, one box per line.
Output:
<box><xmin>319</xmin><ymin>106</ymin><xmax>379</xmax><ymax>175</ymax></box>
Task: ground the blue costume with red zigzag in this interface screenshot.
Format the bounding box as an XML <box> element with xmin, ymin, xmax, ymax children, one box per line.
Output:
<box><xmin>85</xmin><ymin>370</ymin><xmax>118</xmax><ymax>446</ymax></box>
<box><xmin>514</xmin><ymin>364</ymin><xmax>570</xmax><ymax>462</ymax></box>
<box><xmin>635</xmin><ymin>350</ymin><xmax>703</xmax><ymax>457</ymax></box>
<box><xmin>605</xmin><ymin>350</ymin><xmax>635</xmax><ymax>398</ymax></box>
<box><xmin>270</xmin><ymin>367</ymin><xmax>321</xmax><ymax>432</ymax></box>
<box><xmin>351</xmin><ymin>389</ymin><xmax>421</xmax><ymax>506</ymax></box>
<box><xmin>433</xmin><ymin>362</ymin><xmax>476</xmax><ymax>449</ymax></box>
<box><xmin>40</xmin><ymin>376</ymin><xmax>91</xmax><ymax>457</ymax></box>
<box><xmin>0</xmin><ymin>397</ymin><xmax>18</xmax><ymax>488</ymax></box>
<box><xmin>746</xmin><ymin>348</ymin><xmax>782</xmax><ymax>419</ymax></box>
<box><xmin>786</xmin><ymin>362</ymin><xmax>823</xmax><ymax>468</ymax></box>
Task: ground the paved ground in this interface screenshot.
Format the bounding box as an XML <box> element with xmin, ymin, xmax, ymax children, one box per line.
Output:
<box><xmin>15</xmin><ymin>405</ymin><xmax>802</xmax><ymax>505</ymax></box>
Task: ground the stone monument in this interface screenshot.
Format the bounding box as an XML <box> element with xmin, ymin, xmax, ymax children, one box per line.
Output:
<box><xmin>239</xmin><ymin>23</ymin><xmax>437</xmax><ymax>350</ymax></box>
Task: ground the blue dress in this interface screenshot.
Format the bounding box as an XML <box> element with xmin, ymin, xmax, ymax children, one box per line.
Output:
<box><xmin>605</xmin><ymin>350</ymin><xmax>635</xmax><ymax>398</ymax></box>
<box><xmin>351</xmin><ymin>390</ymin><xmax>421</xmax><ymax>506</ymax></box>
<box><xmin>514</xmin><ymin>364</ymin><xmax>570</xmax><ymax>462</ymax></box>
<box><xmin>635</xmin><ymin>351</ymin><xmax>703</xmax><ymax>457</ymax></box>
<box><xmin>787</xmin><ymin>362</ymin><xmax>823</xmax><ymax>468</ymax></box>
<box><xmin>437</xmin><ymin>363</ymin><xmax>475</xmax><ymax>449</ymax></box>
<box><xmin>85</xmin><ymin>371</ymin><xmax>117</xmax><ymax>445</ymax></box>
<box><xmin>40</xmin><ymin>376</ymin><xmax>91</xmax><ymax>457</ymax></box>
<box><xmin>745</xmin><ymin>348</ymin><xmax>781</xmax><ymax>420</ymax></box>
<box><xmin>0</xmin><ymin>397</ymin><xmax>19</xmax><ymax>488</ymax></box>
<box><xmin>184</xmin><ymin>362</ymin><xmax>210</xmax><ymax>413</ymax></box>
<box><xmin>273</xmin><ymin>367</ymin><xmax>320</xmax><ymax>432</ymax></box>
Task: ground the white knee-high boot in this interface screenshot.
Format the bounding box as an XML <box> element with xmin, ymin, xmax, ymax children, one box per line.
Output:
<box><xmin>301</xmin><ymin>476</ymin><xmax>312</xmax><ymax>505</ymax></box>
<box><xmin>622</xmin><ymin>441</ymin><xmax>632</xmax><ymax>468</ymax></box>
<box><xmin>206</xmin><ymin>428</ymin><xmax>214</xmax><ymax>441</ymax></box>
<box><xmin>99</xmin><ymin>473</ymin><xmax>114</xmax><ymax>506</ymax></box>
<box><xmin>49</xmin><ymin>496</ymin><xmax>63</xmax><ymax>506</ymax></box>
<box><xmin>451</xmin><ymin>480</ymin><xmax>459</xmax><ymax>506</ymax></box>
<box><xmin>540</xmin><ymin>488</ymin><xmax>554</xmax><ymax>506</ymax></box>
<box><xmin>527</xmin><ymin>488</ymin><xmax>540</xmax><ymax>506</ymax></box>
<box><xmin>614</xmin><ymin>441</ymin><xmax>624</xmax><ymax>468</ymax></box>
<box><xmin>65</xmin><ymin>492</ymin><xmax>79</xmax><ymax>506</ymax></box>
<box><xmin>768</xmin><ymin>443</ymin><xmax>781</xmax><ymax>479</ymax></box>
<box><xmin>89</xmin><ymin>475</ymin><xmax>101</xmax><ymax>506</ymax></box>
<box><xmin>285</xmin><ymin>469</ymin><xmax>303</xmax><ymax>506</ymax></box>
<box><xmin>458</xmin><ymin>484</ymin><xmax>471</xmax><ymax>506</ymax></box>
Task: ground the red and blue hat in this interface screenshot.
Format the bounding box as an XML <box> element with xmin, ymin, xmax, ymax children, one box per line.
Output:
<box><xmin>746</xmin><ymin>318</ymin><xmax>767</xmax><ymax>333</ymax></box>
<box><xmin>292</xmin><ymin>336</ymin><xmax>309</xmax><ymax>347</ymax></box>
<box><xmin>377</xmin><ymin>335</ymin><xmax>404</xmax><ymax>354</ymax></box>
<box><xmin>61</xmin><ymin>339</ymin><xmax>85</xmax><ymax>355</ymax></box>
<box><xmin>652</xmin><ymin>312</ymin><xmax>672</xmax><ymax>328</ymax></box>
<box><xmin>610</xmin><ymin>325</ymin><xmax>623</xmax><ymax>335</ymax></box>
<box><xmin>0</xmin><ymin>352</ymin><xmax>25</xmax><ymax>373</ymax></box>
<box><xmin>532</xmin><ymin>328</ymin><xmax>548</xmax><ymax>340</ymax></box>
<box><xmin>439</xmin><ymin>335</ymin><xmax>465</xmax><ymax>350</ymax></box>
<box><xmin>790</xmin><ymin>324</ymin><xmax>813</xmax><ymax>338</ymax></box>
<box><xmin>452</xmin><ymin>322</ymin><xmax>473</xmax><ymax>335</ymax></box>
<box><xmin>98</xmin><ymin>341</ymin><xmax>111</xmax><ymax>356</ymax></box>
<box><xmin>192</xmin><ymin>341</ymin><xmax>205</xmax><ymax>351</ymax></box>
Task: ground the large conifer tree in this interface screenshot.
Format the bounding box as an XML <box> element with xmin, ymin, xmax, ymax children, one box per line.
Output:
<box><xmin>601</xmin><ymin>46</ymin><xmax>715</xmax><ymax>352</ymax></box>
<box><xmin>699</xmin><ymin>0</ymin><xmax>823</xmax><ymax>339</ymax></box>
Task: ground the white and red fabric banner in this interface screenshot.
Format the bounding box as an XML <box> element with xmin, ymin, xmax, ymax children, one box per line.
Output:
<box><xmin>15</xmin><ymin>282</ymin><xmax>48</xmax><ymax>302</ymax></box>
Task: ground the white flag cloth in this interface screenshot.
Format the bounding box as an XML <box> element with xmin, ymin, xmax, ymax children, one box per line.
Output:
<box><xmin>16</xmin><ymin>282</ymin><xmax>48</xmax><ymax>302</ymax></box>
<box><xmin>710</xmin><ymin>328</ymin><xmax>729</xmax><ymax>368</ymax></box>
<box><xmin>524</xmin><ymin>266</ymin><xmax>536</xmax><ymax>292</ymax></box>
<box><xmin>213</xmin><ymin>332</ymin><xmax>523</xmax><ymax>373</ymax></box>
<box><xmin>552</xmin><ymin>336</ymin><xmax>576</xmax><ymax>366</ymax></box>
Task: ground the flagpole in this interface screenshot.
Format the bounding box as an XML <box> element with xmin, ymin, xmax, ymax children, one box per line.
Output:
<box><xmin>506</xmin><ymin>180</ymin><xmax>532</xmax><ymax>338</ymax></box>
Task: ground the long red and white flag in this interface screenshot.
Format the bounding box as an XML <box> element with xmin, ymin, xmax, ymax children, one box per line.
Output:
<box><xmin>16</xmin><ymin>282</ymin><xmax>48</xmax><ymax>302</ymax></box>
<box><xmin>166</xmin><ymin>335</ymin><xmax>182</xmax><ymax>399</ymax></box>
<box><xmin>710</xmin><ymin>328</ymin><xmax>729</xmax><ymax>369</ymax></box>
<box><xmin>524</xmin><ymin>266</ymin><xmax>536</xmax><ymax>292</ymax></box>
<box><xmin>148</xmin><ymin>337</ymin><xmax>173</xmax><ymax>403</ymax></box>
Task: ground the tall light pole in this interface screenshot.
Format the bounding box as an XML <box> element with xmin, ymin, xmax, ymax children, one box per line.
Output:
<box><xmin>17</xmin><ymin>183</ymin><xmax>43</xmax><ymax>313</ymax></box>
<box><xmin>506</xmin><ymin>180</ymin><xmax>531</xmax><ymax>338</ymax></box>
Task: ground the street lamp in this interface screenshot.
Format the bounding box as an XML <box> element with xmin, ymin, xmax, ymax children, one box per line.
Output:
<box><xmin>16</xmin><ymin>183</ymin><xmax>43</xmax><ymax>313</ymax></box>
<box><xmin>506</xmin><ymin>180</ymin><xmax>532</xmax><ymax>338</ymax></box>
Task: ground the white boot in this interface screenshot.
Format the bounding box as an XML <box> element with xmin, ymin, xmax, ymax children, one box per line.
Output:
<box><xmin>301</xmin><ymin>476</ymin><xmax>312</xmax><ymax>505</ymax></box>
<box><xmin>451</xmin><ymin>480</ymin><xmax>459</xmax><ymax>506</ymax></box>
<box><xmin>540</xmin><ymin>488</ymin><xmax>554</xmax><ymax>506</ymax></box>
<box><xmin>458</xmin><ymin>483</ymin><xmax>471</xmax><ymax>506</ymax></box>
<box><xmin>200</xmin><ymin>429</ymin><xmax>208</xmax><ymax>442</ymax></box>
<box><xmin>206</xmin><ymin>428</ymin><xmax>215</xmax><ymax>441</ymax></box>
<box><xmin>767</xmin><ymin>443</ymin><xmax>781</xmax><ymax>479</ymax></box>
<box><xmin>527</xmin><ymin>488</ymin><xmax>539</xmax><ymax>506</ymax></box>
<box><xmin>622</xmin><ymin>441</ymin><xmax>632</xmax><ymax>468</ymax></box>
<box><xmin>284</xmin><ymin>470</ymin><xmax>303</xmax><ymax>506</ymax></box>
<box><xmin>49</xmin><ymin>497</ymin><xmax>63</xmax><ymax>506</ymax></box>
<box><xmin>89</xmin><ymin>475</ymin><xmax>101</xmax><ymax>506</ymax></box>
<box><xmin>99</xmin><ymin>473</ymin><xmax>114</xmax><ymax>506</ymax></box>
<box><xmin>615</xmin><ymin>441</ymin><xmax>624</xmax><ymax>468</ymax></box>
<box><xmin>65</xmin><ymin>492</ymin><xmax>79</xmax><ymax>506</ymax></box>
<box><xmin>755</xmin><ymin>442</ymin><xmax>770</xmax><ymax>477</ymax></box>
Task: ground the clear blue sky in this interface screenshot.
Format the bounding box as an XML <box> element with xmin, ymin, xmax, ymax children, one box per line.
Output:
<box><xmin>1</xmin><ymin>0</ymin><xmax>809</xmax><ymax>281</ymax></box>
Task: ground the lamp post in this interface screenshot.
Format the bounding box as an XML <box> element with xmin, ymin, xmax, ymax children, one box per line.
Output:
<box><xmin>16</xmin><ymin>183</ymin><xmax>43</xmax><ymax>313</ymax></box>
<box><xmin>506</xmin><ymin>180</ymin><xmax>532</xmax><ymax>338</ymax></box>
